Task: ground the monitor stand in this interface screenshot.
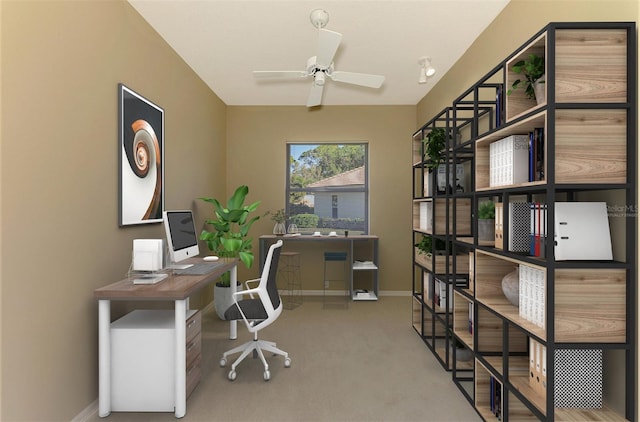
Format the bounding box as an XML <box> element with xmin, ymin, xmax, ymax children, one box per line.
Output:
<box><xmin>168</xmin><ymin>263</ymin><xmax>194</xmax><ymax>270</ymax></box>
<box><xmin>132</xmin><ymin>273</ymin><xmax>169</xmax><ymax>285</ymax></box>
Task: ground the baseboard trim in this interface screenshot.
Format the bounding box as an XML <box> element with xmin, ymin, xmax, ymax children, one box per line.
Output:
<box><xmin>71</xmin><ymin>399</ymin><xmax>98</xmax><ymax>422</ymax></box>
<box><xmin>280</xmin><ymin>290</ymin><xmax>411</xmax><ymax>297</ymax></box>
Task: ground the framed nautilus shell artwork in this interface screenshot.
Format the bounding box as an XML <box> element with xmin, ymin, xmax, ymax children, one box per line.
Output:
<box><xmin>118</xmin><ymin>84</ymin><xmax>164</xmax><ymax>226</ymax></box>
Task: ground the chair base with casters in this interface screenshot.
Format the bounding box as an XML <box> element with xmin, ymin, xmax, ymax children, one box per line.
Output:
<box><xmin>220</xmin><ymin>334</ymin><xmax>291</xmax><ymax>381</ymax></box>
<box><xmin>219</xmin><ymin>240</ymin><xmax>291</xmax><ymax>381</ymax></box>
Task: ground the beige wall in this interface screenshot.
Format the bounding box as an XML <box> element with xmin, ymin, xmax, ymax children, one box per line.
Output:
<box><xmin>1</xmin><ymin>0</ymin><xmax>226</xmax><ymax>420</ymax></box>
<box><xmin>1</xmin><ymin>0</ymin><xmax>638</xmax><ymax>419</ymax></box>
<box><xmin>226</xmin><ymin>106</ymin><xmax>415</xmax><ymax>290</ymax></box>
<box><xmin>417</xmin><ymin>0</ymin><xmax>639</xmax><ymax>418</ymax></box>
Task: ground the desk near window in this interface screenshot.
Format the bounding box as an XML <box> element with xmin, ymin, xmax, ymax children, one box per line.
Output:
<box><xmin>259</xmin><ymin>234</ymin><xmax>379</xmax><ymax>300</ymax></box>
<box><xmin>93</xmin><ymin>258</ymin><xmax>238</xmax><ymax>418</ymax></box>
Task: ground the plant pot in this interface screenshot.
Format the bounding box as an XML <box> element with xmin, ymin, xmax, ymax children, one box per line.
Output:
<box><xmin>273</xmin><ymin>222</ymin><xmax>286</xmax><ymax>235</ymax></box>
<box><xmin>477</xmin><ymin>219</ymin><xmax>495</xmax><ymax>242</ymax></box>
<box><xmin>214</xmin><ymin>283</ymin><xmax>242</xmax><ymax>320</ymax></box>
<box><xmin>534</xmin><ymin>74</ymin><xmax>545</xmax><ymax>105</ymax></box>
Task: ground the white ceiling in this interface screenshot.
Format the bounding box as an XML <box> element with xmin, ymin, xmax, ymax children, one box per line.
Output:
<box><xmin>128</xmin><ymin>0</ymin><xmax>510</xmax><ymax>106</ymax></box>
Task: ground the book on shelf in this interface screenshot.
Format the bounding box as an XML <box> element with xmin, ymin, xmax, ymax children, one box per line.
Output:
<box><xmin>436</xmin><ymin>164</ymin><xmax>465</xmax><ymax>193</ymax></box>
<box><xmin>419</xmin><ymin>202</ymin><xmax>430</xmax><ymax>231</ymax></box>
<box><xmin>509</xmin><ymin>202</ymin><xmax>532</xmax><ymax>253</ymax></box>
<box><xmin>489</xmin><ymin>376</ymin><xmax>502</xmax><ymax>419</ymax></box>
<box><xmin>529</xmin><ymin>202</ymin><xmax>547</xmax><ymax>258</ymax></box>
<box><xmin>489</xmin><ymin>135</ymin><xmax>529</xmax><ymax>187</ymax></box>
<box><xmin>519</xmin><ymin>264</ymin><xmax>545</xmax><ymax>329</ymax></box>
<box><xmin>528</xmin><ymin>127</ymin><xmax>545</xmax><ymax>182</ymax></box>
<box><xmin>495</xmin><ymin>85</ymin><xmax>504</xmax><ymax>128</ymax></box>
<box><xmin>434</xmin><ymin>277</ymin><xmax>468</xmax><ymax>309</ymax></box>
<box><xmin>529</xmin><ymin>337</ymin><xmax>547</xmax><ymax>398</ymax></box>
<box><xmin>495</xmin><ymin>202</ymin><xmax>504</xmax><ymax>249</ymax></box>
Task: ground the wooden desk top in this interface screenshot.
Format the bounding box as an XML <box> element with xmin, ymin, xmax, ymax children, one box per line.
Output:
<box><xmin>94</xmin><ymin>258</ymin><xmax>237</xmax><ymax>301</ymax></box>
<box><xmin>259</xmin><ymin>234</ymin><xmax>378</xmax><ymax>241</ymax></box>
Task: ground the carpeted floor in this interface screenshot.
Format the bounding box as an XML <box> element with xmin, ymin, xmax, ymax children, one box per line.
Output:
<box><xmin>87</xmin><ymin>295</ymin><xmax>481</xmax><ymax>422</ymax></box>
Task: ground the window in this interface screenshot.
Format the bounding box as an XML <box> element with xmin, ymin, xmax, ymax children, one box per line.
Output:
<box><xmin>286</xmin><ymin>143</ymin><xmax>368</xmax><ymax>235</ymax></box>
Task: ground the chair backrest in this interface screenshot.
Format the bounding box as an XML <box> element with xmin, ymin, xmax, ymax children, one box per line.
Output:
<box><xmin>264</xmin><ymin>240</ymin><xmax>282</xmax><ymax>311</ymax></box>
<box><xmin>256</xmin><ymin>240</ymin><xmax>283</xmax><ymax>319</ymax></box>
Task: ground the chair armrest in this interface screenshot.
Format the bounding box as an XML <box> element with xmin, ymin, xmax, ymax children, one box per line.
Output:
<box><xmin>242</xmin><ymin>278</ymin><xmax>260</xmax><ymax>298</ymax></box>
<box><xmin>232</xmin><ymin>286</ymin><xmax>260</xmax><ymax>299</ymax></box>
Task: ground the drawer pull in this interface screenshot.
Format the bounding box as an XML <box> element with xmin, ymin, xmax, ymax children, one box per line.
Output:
<box><xmin>187</xmin><ymin>320</ymin><xmax>196</xmax><ymax>329</ymax></box>
<box><xmin>187</xmin><ymin>341</ymin><xmax>196</xmax><ymax>352</ymax></box>
<box><xmin>187</xmin><ymin>363</ymin><xmax>199</xmax><ymax>376</ymax></box>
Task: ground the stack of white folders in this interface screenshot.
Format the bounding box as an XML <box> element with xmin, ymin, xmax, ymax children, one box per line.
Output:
<box><xmin>518</xmin><ymin>264</ymin><xmax>545</xmax><ymax>329</ymax></box>
<box><xmin>489</xmin><ymin>135</ymin><xmax>529</xmax><ymax>187</ymax></box>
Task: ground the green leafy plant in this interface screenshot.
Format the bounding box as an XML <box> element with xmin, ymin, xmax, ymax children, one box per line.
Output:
<box><xmin>507</xmin><ymin>53</ymin><xmax>545</xmax><ymax>100</ymax></box>
<box><xmin>268</xmin><ymin>208</ymin><xmax>286</xmax><ymax>223</ymax></box>
<box><xmin>422</xmin><ymin>127</ymin><xmax>447</xmax><ymax>170</ymax></box>
<box><xmin>478</xmin><ymin>201</ymin><xmax>495</xmax><ymax>220</ymax></box>
<box><xmin>414</xmin><ymin>235</ymin><xmax>446</xmax><ymax>256</ymax></box>
<box><xmin>199</xmin><ymin>185</ymin><xmax>261</xmax><ymax>286</ymax></box>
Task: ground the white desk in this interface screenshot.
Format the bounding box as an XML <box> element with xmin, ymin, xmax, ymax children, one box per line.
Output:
<box><xmin>93</xmin><ymin>258</ymin><xmax>238</xmax><ymax>418</ymax></box>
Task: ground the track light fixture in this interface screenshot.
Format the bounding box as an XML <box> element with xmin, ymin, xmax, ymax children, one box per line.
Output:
<box><xmin>418</xmin><ymin>56</ymin><xmax>436</xmax><ymax>84</ymax></box>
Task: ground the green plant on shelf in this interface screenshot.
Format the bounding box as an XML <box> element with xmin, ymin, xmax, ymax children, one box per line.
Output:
<box><xmin>507</xmin><ymin>53</ymin><xmax>545</xmax><ymax>100</ymax></box>
<box><xmin>422</xmin><ymin>127</ymin><xmax>446</xmax><ymax>170</ymax></box>
<box><xmin>478</xmin><ymin>200</ymin><xmax>495</xmax><ymax>219</ymax></box>
<box><xmin>415</xmin><ymin>235</ymin><xmax>447</xmax><ymax>256</ymax></box>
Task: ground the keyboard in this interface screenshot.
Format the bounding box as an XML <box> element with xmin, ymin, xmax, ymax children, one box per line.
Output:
<box><xmin>174</xmin><ymin>262</ymin><xmax>223</xmax><ymax>275</ymax></box>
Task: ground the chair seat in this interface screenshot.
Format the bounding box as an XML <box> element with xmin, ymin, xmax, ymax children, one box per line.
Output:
<box><xmin>224</xmin><ymin>298</ymin><xmax>268</xmax><ymax>321</ymax></box>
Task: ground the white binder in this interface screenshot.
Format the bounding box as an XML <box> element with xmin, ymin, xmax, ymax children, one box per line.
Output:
<box><xmin>554</xmin><ymin>202</ymin><xmax>613</xmax><ymax>260</ymax></box>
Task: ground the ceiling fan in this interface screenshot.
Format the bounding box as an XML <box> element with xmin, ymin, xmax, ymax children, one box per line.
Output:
<box><xmin>253</xmin><ymin>9</ymin><xmax>385</xmax><ymax>107</ymax></box>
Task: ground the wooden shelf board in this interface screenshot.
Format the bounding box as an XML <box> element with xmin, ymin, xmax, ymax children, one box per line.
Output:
<box><xmin>476</xmin><ymin>297</ymin><xmax>546</xmax><ymax>342</ymax></box>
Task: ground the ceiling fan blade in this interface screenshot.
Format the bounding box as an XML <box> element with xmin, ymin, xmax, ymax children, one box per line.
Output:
<box><xmin>316</xmin><ymin>29</ymin><xmax>342</xmax><ymax>67</ymax></box>
<box><xmin>306</xmin><ymin>83</ymin><xmax>324</xmax><ymax>107</ymax></box>
<box><xmin>329</xmin><ymin>71</ymin><xmax>385</xmax><ymax>88</ymax></box>
<box><xmin>253</xmin><ymin>70</ymin><xmax>308</xmax><ymax>79</ymax></box>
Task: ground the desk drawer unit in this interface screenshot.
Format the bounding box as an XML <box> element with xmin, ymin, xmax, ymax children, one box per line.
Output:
<box><xmin>111</xmin><ymin>309</ymin><xmax>201</xmax><ymax>412</ymax></box>
<box><xmin>185</xmin><ymin>311</ymin><xmax>202</xmax><ymax>398</ymax></box>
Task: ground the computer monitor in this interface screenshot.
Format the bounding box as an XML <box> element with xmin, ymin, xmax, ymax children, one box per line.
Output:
<box><xmin>163</xmin><ymin>210</ymin><xmax>200</xmax><ymax>267</ymax></box>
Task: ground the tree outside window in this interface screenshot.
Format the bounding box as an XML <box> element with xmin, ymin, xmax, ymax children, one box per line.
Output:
<box><xmin>286</xmin><ymin>143</ymin><xmax>368</xmax><ymax>234</ymax></box>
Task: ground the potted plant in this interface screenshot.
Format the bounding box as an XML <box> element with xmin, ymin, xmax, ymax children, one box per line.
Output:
<box><xmin>415</xmin><ymin>235</ymin><xmax>446</xmax><ymax>257</ymax></box>
<box><xmin>507</xmin><ymin>53</ymin><xmax>545</xmax><ymax>104</ymax></box>
<box><xmin>422</xmin><ymin>127</ymin><xmax>446</xmax><ymax>170</ymax></box>
<box><xmin>477</xmin><ymin>200</ymin><xmax>495</xmax><ymax>243</ymax></box>
<box><xmin>269</xmin><ymin>208</ymin><xmax>287</xmax><ymax>235</ymax></box>
<box><xmin>200</xmin><ymin>185</ymin><xmax>262</xmax><ymax>319</ymax></box>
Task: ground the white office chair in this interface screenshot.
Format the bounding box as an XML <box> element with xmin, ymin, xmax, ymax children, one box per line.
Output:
<box><xmin>219</xmin><ymin>240</ymin><xmax>291</xmax><ymax>381</ymax></box>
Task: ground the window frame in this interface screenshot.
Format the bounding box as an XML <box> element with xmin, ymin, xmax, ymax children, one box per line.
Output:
<box><xmin>285</xmin><ymin>142</ymin><xmax>369</xmax><ymax>234</ymax></box>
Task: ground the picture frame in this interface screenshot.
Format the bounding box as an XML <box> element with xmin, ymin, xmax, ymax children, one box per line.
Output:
<box><xmin>118</xmin><ymin>83</ymin><xmax>164</xmax><ymax>226</ymax></box>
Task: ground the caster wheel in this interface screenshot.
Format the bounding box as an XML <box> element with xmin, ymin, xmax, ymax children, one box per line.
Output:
<box><xmin>228</xmin><ymin>370</ymin><xmax>237</xmax><ymax>381</ymax></box>
<box><xmin>263</xmin><ymin>370</ymin><xmax>271</xmax><ymax>381</ymax></box>
<box><xmin>219</xmin><ymin>358</ymin><xmax>227</xmax><ymax>367</ymax></box>
<box><xmin>284</xmin><ymin>357</ymin><xmax>291</xmax><ymax>368</ymax></box>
